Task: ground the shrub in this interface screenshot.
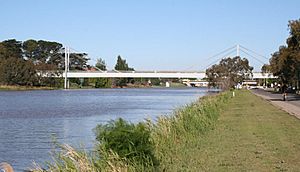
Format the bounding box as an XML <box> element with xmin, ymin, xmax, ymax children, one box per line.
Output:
<box><xmin>94</xmin><ymin>118</ymin><xmax>158</xmax><ymax>168</ymax></box>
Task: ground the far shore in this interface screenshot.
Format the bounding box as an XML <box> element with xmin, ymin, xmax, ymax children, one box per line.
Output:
<box><xmin>0</xmin><ymin>83</ymin><xmax>189</xmax><ymax>91</ymax></box>
<box><xmin>0</xmin><ymin>85</ymin><xmax>57</xmax><ymax>91</ymax></box>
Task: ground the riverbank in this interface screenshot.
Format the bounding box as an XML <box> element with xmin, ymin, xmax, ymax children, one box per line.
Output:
<box><xmin>31</xmin><ymin>89</ymin><xmax>300</xmax><ymax>171</ymax></box>
<box><xmin>0</xmin><ymin>83</ymin><xmax>186</xmax><ymax>91</ymax></box>
<box><xmin>31</xmin><ymin>89</ymin><xmax>231</xmax><ymax>171</ymax></box>
<box><xmin>0</xmin><ymin>85</ymin><xmax>56</xmax><ymax>91</ymax></box>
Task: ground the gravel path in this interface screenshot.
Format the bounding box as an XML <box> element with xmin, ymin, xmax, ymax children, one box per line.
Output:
<box><xmin>251</xmin><ymin>89</ymin><xmax>300</xmax><ymax>119</ymax></box>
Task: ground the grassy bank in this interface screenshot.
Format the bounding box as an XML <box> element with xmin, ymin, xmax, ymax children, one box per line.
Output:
<box><xmin>184</xmin><ymin>90</ymin><xmax>300</xmax><ymax>171</ymax></box>
<box><xmin>151</xmin><ymin>91</ymin><xmax>231</xmax><ymax>171</ymax></box>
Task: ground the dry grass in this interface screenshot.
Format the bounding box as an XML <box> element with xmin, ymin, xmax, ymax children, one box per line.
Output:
<box><xmin>0</xmin><ymin>85</ymin><xmax>56</xmax><ymax>90</ymax></box>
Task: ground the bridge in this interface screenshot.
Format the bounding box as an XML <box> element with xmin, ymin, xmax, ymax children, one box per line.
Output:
<box><xmin>64</xmin><ymin>71</ymin><xmax>275</xmax><ymax>79</ymax></box>
<box><xmin>61</xmin><ymin>45</ymin><xmax>276</xmax><ymax>89</ymax></box>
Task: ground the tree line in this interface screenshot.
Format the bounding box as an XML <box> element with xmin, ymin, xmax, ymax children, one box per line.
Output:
<box><xmin>262</xmin><ymin>19</ymin><xmax>300</xmax><ymax>90</ymax></box>
<box><xmin>0</xmin><ymin>39</ymin><xmax>144</xmax><ymax>88</ymax></box>
<box><xmin>0</xmin><ymin>39</ymin><xmax>89</xmax><ymax>87</ymax></box>
<box><xmin>93</xmin><ymin>55</ymin><xmax>136</xmax><ymax>88</ymax></box>
<box><xmin>93</xmin><ymin>56</ymin><xmax>162</xmax><ymax>88</ymax></box>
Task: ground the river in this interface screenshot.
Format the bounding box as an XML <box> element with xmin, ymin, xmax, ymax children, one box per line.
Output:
<box><xmin>0</xmin><ymin>88</ymin><xmax>211</xmax><ymax>171</ymax></box>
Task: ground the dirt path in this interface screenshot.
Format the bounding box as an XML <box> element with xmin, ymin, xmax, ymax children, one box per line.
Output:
<box><xmin>251</xmin><ymin>89</ymin><xmax>300</xmax><ymax>119</ymax></box>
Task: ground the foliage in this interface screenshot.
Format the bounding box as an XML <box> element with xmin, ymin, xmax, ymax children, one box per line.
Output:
<box><xmin>31</xmin><ymin>142</ymin><xmax>151</xmax><ymax>172</ymax></box>
<box><xmin>23</xmin><ymin>40</ymin><xmax>63</xmax><ymax>64</ymax></box>
<box><xmin>0</xmin><ymin>57</ymin><xmax>37</xmax><ymax>86</ymax></box>
<box><xmin>150</xmin><ymin>91</ymin><xmax>230</xmax><ymax>170</ymax></box>
<box><xmin>95</xmin><ymin>78</ymin><xmax>112</xmax><ymax>88</ymax></box>
<box><xmin>0</xmin><ymin>39</ymin><xmax>90</xmax><ymax>87</ymax></box>
<box><xmin>114</xmin><ymin>55</ymin><xmax>135</xmax><ymax>87</ymax></box>
<box><xmin>68</xmin><ymin>53</ymin><xmax>90</xmax><ymax>70</ymax></box>
<box><xmin>94</xmin><ymin>58</ymin><xmax>111</xmax><ymax>88</ymax></box>
<box><xmin>263</xmin><ymin>19</ymin><xmax>300</xmax><ymax>86</ymax></box>
<box><xmin>95</xmin><ymin>58</ymin><xmax>107</xmax><ymax>71</ymax></box>
<box><xmin>206</xmin><ymin>56</ymin><xmax>253</xmax><ymax>89</ymax></box>
<box><xmin>94</xmin><ymin>118</ymin><xmax>158</xmax><ymax>168</ymax></box>
<box><xmin>0</xmin><ymin>39</ymin><xmax>23</xmax><ymax>59</ymax></box>
<box><xmin>114</xmin><ymin>55</ymin><xmax>134</xmax><ymax>71</ymax></box>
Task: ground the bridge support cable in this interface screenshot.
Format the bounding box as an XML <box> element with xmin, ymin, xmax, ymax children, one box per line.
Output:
<box><xmin>202</xmin><ymin>49</ymin><xmax>237</xmax><ymax>70</ymax></box>
<box><xmin>239</xmin><ymin>49</ymin><xmax>266</xmax><ymax>65</ymax></box>
<box><xmin>183</xmin><ymin>45</ymin><xmax>236</xmax><ymax>71</ymax></box>
<box><xmin>112</xmin><ymin>69</ymin><xmax>121</xmax><ymax>73</ymax></box>
<box><xmin>201</xmin><ymin>44</ymin><xmax>270</xmax><ymax>72</ymax></box>
<box><xmin>93</xmin><ymin>66</ymin><xmax>105</xmax><ymax>72</ymax></box>
<box><xmin>239</xmin><ymin>45</ymin><xmax>269</xmax><ymax>60</ymax></box>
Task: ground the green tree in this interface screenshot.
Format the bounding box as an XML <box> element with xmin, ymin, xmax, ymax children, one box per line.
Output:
<box><xmin>0</xmin><ymin>39</ymin><xmax>92</xmax><ymax>88</ymax></box>
<box><xmin>264</xmin><ymin>19</ymin><xmax>300</xmax><ymax>88</ymax></box>
<box><xmin>206</xmin><ymin>56</ymin><xmax>253</xmax><ymax>89</ymax></box>
<box><xmin>114</xmin><ymin>55</ymin><xmax>134</xmax><ymax>87</ymax></box>
<box><xmin>23</xmin><ymin>40</ymin><xmax>63</xmax><ymax>64</ymax></box>
<box><xmin>94</xmin><ymin>58</ymin><xmax>111</xmax><ymax>88</ymax></box>
<box><xmin>114</xmin><ymin>55</ymin><xmax>134</xmax><ymax>71</ymax></box>
<box><xmin>0</xmin><ymin>39</ymin><xmax>23</xmax><ymax>59</ymax></box>
<box><xmin>0</xmin><ymin>57</ymin><xmax>37</xmax><ymax>86</ymax></box>
<box><xmin>23</xmin><ymin>39</ymin><xmax>39</xmax><ymax>60</ymax></box>
<box><xmin>95</xmin><ymin>58</ymin><xmax>107</xmax><ymax>71</ymax></box>
<box><xmin>68</xmin><ymin>53</ymin><xmax>90</xmax><ymax>70</ymax></box>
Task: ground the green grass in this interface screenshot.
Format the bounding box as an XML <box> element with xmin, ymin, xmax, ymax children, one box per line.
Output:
<box><xmin>152</xmin><ymin>91</ymin><xmax>231</xmax><ymax>171</ymax></box>
<box><xmin>159</xmin><ymin>90</ymin><xmax>300</xmax><ymax>171</ymax></box>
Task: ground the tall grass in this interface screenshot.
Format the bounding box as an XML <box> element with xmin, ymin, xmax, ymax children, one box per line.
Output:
<box><xmin>151</xmin><ymin>92</ymin><xmax>231</xmax><ymax>170</ymax></box>
<box><xmin>31</xmin><ymin>91</ymin><xmax>231</xmax><ymax>171</ymax></box>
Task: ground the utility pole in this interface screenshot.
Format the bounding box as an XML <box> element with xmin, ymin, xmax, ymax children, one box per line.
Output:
<box><xmin>237</xmin><ymin>44</ymin><xmax>240</xmax><ymax>57</ymax></box>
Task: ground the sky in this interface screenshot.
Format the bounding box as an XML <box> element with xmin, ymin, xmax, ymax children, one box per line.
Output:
<box><xmin>1</xmin><ymin>0</ymin><xmax>300</xmax><ymax>71</ymax></box>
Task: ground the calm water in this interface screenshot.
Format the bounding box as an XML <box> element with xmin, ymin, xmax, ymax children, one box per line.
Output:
<box><xmin>0</xmin><ymin>88</ymin><xmax>210</xmax><ymax>171</ymax></box>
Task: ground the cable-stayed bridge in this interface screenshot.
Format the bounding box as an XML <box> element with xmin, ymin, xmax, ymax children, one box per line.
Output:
<box><xmin>65</xmin><ymin>71</ymin><xmax>275</xmax><ymax>79</ymax></box>
<box><xmin>61</xmin><ymin>45</ymin><xmax>276</xmax><ymax>89</ymax></box>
